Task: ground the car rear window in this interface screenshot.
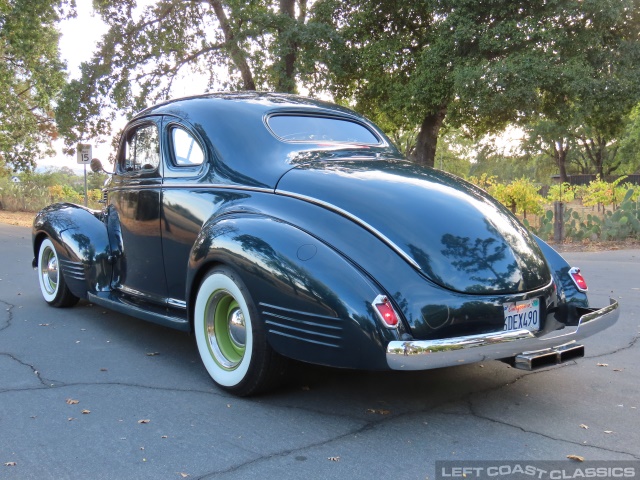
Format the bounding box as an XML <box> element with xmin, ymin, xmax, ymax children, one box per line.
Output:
<box><xmin>267</xmin><ymin>115</ymin><xmax>380</xmax><ymax>144</ymax></box>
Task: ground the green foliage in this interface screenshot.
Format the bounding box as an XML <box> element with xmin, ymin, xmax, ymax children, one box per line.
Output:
<box><xmin>487</xmin><ymin>177</ymin><xmax>545</xmax><ymax>218</ymax></box>
<box><xmin>0</xmin><ymin>0</ymin><xmax>72</xmax><ymax>171</ymax></box>
<box><xmin>524</xmin><ymin>210</ymin><xmax>553</xmax><ymax>241</ymax></box>
<box><xmin>55</xmin><ymin>0</ymin><xmax>334</xmax><ymax>150</ymax></box>
<box><xmin>433</xmin><ymin>128</ymin><xmax>473</xmax><ymax>177</ymax></box>
<box><xmin>466</xmin><ymin>173</ymin><xmax>497</xmax><ymax>191</ymax></box>
<box><xmin>581</xmin><ymin>176</ymin><xmax>628</xmax><ymax>209</ymax></box>
<box><xmin>312</xmin><ymin>0</ymin><xmax>640</xmax><ymax>168</ymax></box>
<box><xmin>0</xmin><ymin>168</ymin><xmax>103</xmax><ymax>211</ymax></box>
<box><xmin>617</xmin><ymin>104</ymin><xmax>640</xmax><ymax>174</ymax></box>
<box><xmin>524</xmin><ymin>188</ymin><xmax>640</xmax><ymax>242</ymax></box>
<box><xmin>546</xmin><ymin>183</ymin><xmax>575</xmax><ymax>203</ymax></box>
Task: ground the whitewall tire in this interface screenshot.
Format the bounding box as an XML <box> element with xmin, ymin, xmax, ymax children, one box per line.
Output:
<box><xmin>194</xmin><ymin>266</ymin><xmax>287</xmax><ymax>396</ymax></box>
<box><xmin>37</xmin><ymin>238</ymin><xmax>79</xmax><ymax>308</ymax></box>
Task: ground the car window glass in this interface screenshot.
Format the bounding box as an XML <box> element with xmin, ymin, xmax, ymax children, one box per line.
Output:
<box><xmin>268</xmin><ymin>115</ymin><xmax>379</xmax><ymax>144</ymax></box>
<box><xmin>172</xmin><ymin>127</ymin><xmax>204</xmax><ymax>166</ymax></box>
<box><xmin>123</xmin><ymin>124</ymin><xmax>160</xmax><ymax>172</ymax></box>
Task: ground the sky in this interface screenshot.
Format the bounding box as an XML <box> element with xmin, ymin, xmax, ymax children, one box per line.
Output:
<box><xmin>39</xmin><ymin>2</ymin><xmax>109</xmax><ymax>172</ymax></box>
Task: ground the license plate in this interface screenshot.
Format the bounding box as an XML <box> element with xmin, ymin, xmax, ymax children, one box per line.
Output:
<box><xmin>503</xmin><ymin>299</ymin><xmax>540</xmax><ymax>332</ymax></box>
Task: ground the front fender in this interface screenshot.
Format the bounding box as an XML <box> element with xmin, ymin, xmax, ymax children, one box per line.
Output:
<box><xmin>186</xmin><ymin>214</ymin><xmax>407</xmax><ymax>370</ymax></box>
<box><xmin>32</xmin><ymin>203</ymin><xmax>112</xmax><ymax>299</ymax></box>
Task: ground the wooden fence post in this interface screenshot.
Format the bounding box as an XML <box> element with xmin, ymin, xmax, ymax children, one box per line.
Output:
<box><xmin>553</xmin><ymin>201</ymin><xmax>564</xmax><ymax>243</ymax></box>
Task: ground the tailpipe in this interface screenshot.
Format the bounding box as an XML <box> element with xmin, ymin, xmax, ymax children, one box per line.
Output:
<box><xmin>513</xmin><ymin>343</ymin><xmax>585</xmax><ymax>371</ymax></box>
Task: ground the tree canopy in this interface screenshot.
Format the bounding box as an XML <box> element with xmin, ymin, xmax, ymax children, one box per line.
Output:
<box><xmin>55</xmin><ymin>0</ymin><xmax>337</xmax><ymax>150</ymax></box>
<box><xmin>6</xmin><ymin>0</ymin><xmax>639</xmax><ymax>179</ymax></box>
<box><xmin>0</xmin><ymin>0</ymin><xmax>71</xmax><ymax>171</ymax></box>
<box><xmin>312</xmin><ymin>0</ymin><xmax>640</xmax><ymax>169</ymax></box>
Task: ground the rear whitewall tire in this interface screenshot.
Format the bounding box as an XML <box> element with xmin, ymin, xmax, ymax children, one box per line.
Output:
<box><xmin>194</xmin><ymin>270</ymin><xmax>254</xmax><ymax>388</ymax></box>
<box><xmin>194</xmin><ymin>266</ymin><xmax>288</xmax><ymax>396</ymax></box>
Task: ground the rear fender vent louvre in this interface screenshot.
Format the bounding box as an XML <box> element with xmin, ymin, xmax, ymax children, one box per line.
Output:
<box><xmin>260</xmin><ymin>303</ymin><xmax>343</xmax><ymax>348</ymax></box>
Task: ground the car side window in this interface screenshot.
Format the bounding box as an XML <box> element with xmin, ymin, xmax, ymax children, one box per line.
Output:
<box><xmin>123</xmin><ymin>124</ymin><xmax>160</xmax><ymax>172</ymax></box>
<box><xmin>171</xmin><ymin>127</ymin><xmax>204</xmax><ymax>166</ymax></box>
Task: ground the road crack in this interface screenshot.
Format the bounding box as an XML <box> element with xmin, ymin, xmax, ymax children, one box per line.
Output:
<box><xmin>464</xmin><ymin>399</ymin><xmax>640</xmax><ymax>460</ymax></box>
<box><xmin>0</xmin><ymin>352</ymin><xmax>52</xmax><ymax>388</ymax></box>
<box><xmin>0</xmin><ymin>299</ymin><xmax>14</xmax><ymax>332</ymax></box>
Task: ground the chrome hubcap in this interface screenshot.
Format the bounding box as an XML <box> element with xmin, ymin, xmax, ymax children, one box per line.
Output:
<box><xmin>228</xmin><ymin>308</ymin><xmax>246</xmax><ymax>348</ymax></box>
<box><xmin>41</xmin><ymin>248</ymin><xmax>58</xmax><ymax>295</ymax></box>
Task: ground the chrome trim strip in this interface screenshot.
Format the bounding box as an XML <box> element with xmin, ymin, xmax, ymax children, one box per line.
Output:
<box><xmin>108</xmin><ymin>184</ymin><xmax>273</xmax><ymax>194</ymax></box>
<box><xmin>276</xmin><ymin>190</ymin><xmax>421</xmax><ymax>270</ymax></box>
<box><xmin>386</xmin><ymin>298</ymin><xmax>619</xmax><ymax>370</ymax></box>
<box><xmin>167</xmin><ymin>298</ymin><xmax>187</xmax><ymax>309</ymax></box>
<box><xmin>118</xmin><ymin>286</ymin><xmax>187</xmax><ymax>310</ymax></box>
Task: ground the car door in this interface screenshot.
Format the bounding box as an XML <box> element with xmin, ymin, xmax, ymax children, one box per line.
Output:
<box><xmin>109</xmin><ymin>117</ymin><xmax>168</xmax><ymax>304</ymax></box>
<box><xmin>159</xmin><ymin>122</ymin><xmax>208</xmax><ymax>307</ymax></box>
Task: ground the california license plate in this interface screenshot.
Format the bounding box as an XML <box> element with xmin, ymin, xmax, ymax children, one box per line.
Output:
<box><xmin>503</xmin><ymin>298</ymin><xmax>540</xmax><ymax>332</ymax></box>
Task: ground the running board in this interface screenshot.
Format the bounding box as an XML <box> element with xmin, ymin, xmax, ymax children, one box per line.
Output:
<box><xmin>513</xmin><ymin>344</ymin><xmax>585</xmax><ymax>370</ymax></box>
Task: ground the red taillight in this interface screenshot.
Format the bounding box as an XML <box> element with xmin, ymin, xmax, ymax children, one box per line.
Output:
<box><xmin>374</xmin><ymin>296</ymin><xmax>399</xmax><ymax>328</ymax></box>
<box><xmin>569</xmin><ymin>267</ymin><xmax>588</xmax><ymax>292</ymax></box>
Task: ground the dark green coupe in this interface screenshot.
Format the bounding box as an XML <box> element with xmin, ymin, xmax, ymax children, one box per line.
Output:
<box><xmin>32</xmin><ymin>93</ymin><xmax>619</xmax><ymax>396</ymax></box>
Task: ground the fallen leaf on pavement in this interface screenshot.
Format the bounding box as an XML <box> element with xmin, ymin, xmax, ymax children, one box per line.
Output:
<box><xmin>66</xmin><ymin>399</ymin><xmax>79</xmax><ymax>405</ymax></box>
<box><xmin>579</xmin><ymin>424</ymin><xmax>588</xmax><ymax>429</ymax></box>
<box><xmin>179</xmin><ymin>474</ymin><xmax>189</xmax><ymax>478</ymax></box>
<box><xmin>4</xmin><ymin>462</ymin><xmax>17</xmax><ymax>467</ymax></box>
<box><xmin>596</xmin><ymin>363</ymin><xmax>608</xmax><ymax>367</ymax></box>
<box><xmin>567</xmin><ymin>455</ymin><xmax>585</xmax><ymax>462</ymax></box>
<box><xmin>81</xmin><ymin>410</ymin><xmax>90</xmax><ymax>414</ymax></box>
<box><xmin>138</xmin><ymin>419</ymin><xmax>150</xmax><ymax>424</ymax></box>
<box><xmin>604</xmin><ymin>430</ymin><xmax>614</xmax><ymax>434</ymax></box>
<box><xmin>328</xmin><ymin>456</ymin><xmax>340</xmax><ymax>462</ymax></box>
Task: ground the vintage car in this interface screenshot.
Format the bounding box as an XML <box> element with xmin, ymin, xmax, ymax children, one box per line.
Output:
<box><xmin>33</xmin><ymin>92</ymin><xmax>619</xmax><ymax>396</ymax></box>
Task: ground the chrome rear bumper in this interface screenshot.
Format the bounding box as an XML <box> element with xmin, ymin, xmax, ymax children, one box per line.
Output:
<box><xmin>386</xmin><ymin>299</ymin><xmax>619</xmax><ymax>370</ymax></box>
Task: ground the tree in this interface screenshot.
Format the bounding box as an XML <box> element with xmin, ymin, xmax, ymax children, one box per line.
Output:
<box><xmin>523</xmin><ymin>120</ymin><xmax>577</xmax><ymax>182</ymax></box>
<box><xmin>311</xmin><ymin>0</ymin><xmax>640</xmax><ymax>168</ymax></box>
<box><xmin>56</xmin><ymin>0</ymin><xmax>331</xmax><ymax>150</ymax></box>
<box><xmin>0</xmin><ymin>0</ymin><xmax>71</xmax><ymax>171</ymax></box>
<box><xmin>617</xmin><ymin>103</ymin><xmax>640</xmax><ymax>174</ymax></box>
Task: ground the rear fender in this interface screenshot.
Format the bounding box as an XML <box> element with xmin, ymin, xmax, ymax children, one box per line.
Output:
<box><xmin>534</xmin><ymin>236</ymin><xmax>589</xmax><ymax>306</ymax></box>
<box><xmin>32</xmin><ymin>203</ymin><xmax>112</xmax><ymax>299</ymax></box>
<box><xmin>186</xmin><ymin>214</ymin><xmax>407</xmax><ymax>370</ymax></box>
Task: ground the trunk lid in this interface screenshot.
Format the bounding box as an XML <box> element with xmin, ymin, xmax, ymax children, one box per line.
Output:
<box><xmin>276</xmin><ymin>158</ymin><xmax>551</xmax><ymax>295</ymax></box>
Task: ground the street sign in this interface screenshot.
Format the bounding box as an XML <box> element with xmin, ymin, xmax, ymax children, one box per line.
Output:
<box><xmin>76</xmin><ymin>143</ymin><xmax>92</xmax><ymax>164</ymax></box>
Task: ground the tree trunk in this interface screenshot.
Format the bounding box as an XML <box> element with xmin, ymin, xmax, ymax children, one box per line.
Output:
<box><xmin>554</xmin><ymin>140</ymin><xmax>569</xmax><ymax>183</ymax></box>
<box><xmin>275</xmin><ymin>0</ymin><xmax>299</xmax><ymax>93</ymax></box>
<box><xmin>209</xmin><ymin>0</ymin><xmax>256</xmax><ymax>91</ymax></box>
<box><xmin>414</xmin><ymin>105</ymin><xmax>447</xmax><ymax>168</ymax></box>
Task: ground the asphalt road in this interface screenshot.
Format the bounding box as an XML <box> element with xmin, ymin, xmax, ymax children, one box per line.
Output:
<box><xmin>0</xmin><ymin>223</ymin><xmax>638</xmax><ymax>480</ymax></box>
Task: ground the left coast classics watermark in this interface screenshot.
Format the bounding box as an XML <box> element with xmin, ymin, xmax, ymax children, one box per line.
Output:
<box><xmin>435</xmin><ymin>461</ymin><xmax>639</xmax><ymax>480</ymax></box>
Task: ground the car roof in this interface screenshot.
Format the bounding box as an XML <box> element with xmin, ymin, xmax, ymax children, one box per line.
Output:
<box><xmin>130</xmin><ymin>93</ymin><xmax>398</xmax><ymax>189</ymax></box>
